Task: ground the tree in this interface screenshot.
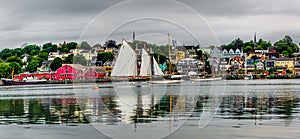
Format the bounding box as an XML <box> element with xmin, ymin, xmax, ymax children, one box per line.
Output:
<box><xmin>79</xmin><ymin>41</ymin><xmax>92</xmax><ymax>50</ymax></box>
<box><xmin>96</xmin><ymin>52</ymin><xmax>114</xmax><ymax>65</ymax></box>
<box><xmin>0</xmin><ymin>48</ymin><xmax>13</xmax><ymax>60</ymax></box>
<box><xmin>66</xmin><ymin>42</ymin><xmax>77</xmax><ymax>50</ymax></box>
<box><xmin>0</xmin><ymin>63</ymin><xmax>11</xmax><ymax>78</ymax></box>
<box><xmin>12</xmin><ymin>48</ymin><xmax>25</xmax><ymax>57</ymax></box>
<box><xmin>257</xmin><ymin>39</ymin><xmax>272</xmax><ymax>50</ymax></box>
<box><xmin>8</xmin><ymin>62</ymin><xmax>22</xmax><ymax>75</ymax></box>
<box><xmin>74</xmin><ymin>54</ymin><xmax>87</xmax><ymax>66</ymax></box>
<box><xmin>37</xmin><ymin>52</ymin><xmax>49</xmax><ymax>60</ymax></box>
<box><xmin>104</xmin><ymin>40</ymin><xmax>118</xmax><ymax>48</ymax></box>
<box><xmin>243</xmin><ymin>46</ymin><xmax>253</xmax><ymax>52</ymax></box>
<box><xmin>256</xmin><ymin>45</ymin><xmax>263</xmax><ymax>50</ymax></box>
<box><xmin>42</xmin><ymin>43</ymin><xmax>57</xmax><ymax>53</ymax></box>
<box><xmin>50</xmin><ymin>57</ymin><xmax>62</xmax><ymax>71</ymax></box>
<box><xmin>24</xmin><ymin>45</ymin><xmax>41</xmax><ymax>55</ymax></box>
<box><xmin>64</xmin><ymin>54</ymin><xmax>73</xmax><ymax>64</ymax></box>
<box><xmin>93</xmin><ymin>44</ymin><xmax>102</xmax><ymax>48</ymax></box>
<box><xmin>274</xmin><ymin>35</ymin><xmax>299</xmax><ymax>57</ymax></box>
<box><xmin>6</xmin><ymin>55</ymin><xmax>22</xmax><ymax>65</ymax></box>
<box><xmin>26</xmin><ymin>60</ymin><xmax>40</xmax><ymax>73</ymax></box>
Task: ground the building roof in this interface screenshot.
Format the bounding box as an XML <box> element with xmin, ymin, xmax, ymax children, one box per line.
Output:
<box><xmin>276</xmin><ymin>58</ymin><xmax>294</xmax><ymax>61</ymax></box>
<box><xmin>62</xmin><ymin>64</ymin><xmax>87</xmax><ymax>70</ymax></box>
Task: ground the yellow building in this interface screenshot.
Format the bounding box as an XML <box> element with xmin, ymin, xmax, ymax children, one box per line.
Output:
<box><xmin>275</xmin><ymin>58</ymin><xmax>294</xmax><ymax>71</ymax></box>
<box><xmin>170</xmin><ymin>50</ymin><xmax>185</xmax><ymax>64</ymax></box>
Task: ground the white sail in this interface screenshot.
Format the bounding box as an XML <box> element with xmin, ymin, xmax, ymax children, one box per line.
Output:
<box><xmin>153</xmin><ymin>57</ymin><xmax>164</xmax><ymax>76</ymax></box>
<box><xmin>111</xmin><ymin>40</ymin><xmax>137</xmax><ymax>76</ymax></box>
<box><xmin>139</xmin><ymin>49</ymin><xmax>151</xmax><ymax>76</ymax></box>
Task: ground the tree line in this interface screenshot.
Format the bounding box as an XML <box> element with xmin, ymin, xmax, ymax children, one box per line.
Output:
<box><xmin>0</xmin><ymin>41</ymin><xmax>101</xmax><ymax>78</ymax></box>
<box><xmin>221</xmin><ymin>35</ymin><xmax>299</xmax><ymax>58</ymax></box>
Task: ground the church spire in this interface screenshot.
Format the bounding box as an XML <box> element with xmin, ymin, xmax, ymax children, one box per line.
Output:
<box><xmin>254</xmin><ymin>32</ymin><xmax>257</xmax><ymax>48</ymax></box>
<box><xmin>133</xmin><ymin>31</ymin><xmax>135</xmax><ymax>42</ymax></box>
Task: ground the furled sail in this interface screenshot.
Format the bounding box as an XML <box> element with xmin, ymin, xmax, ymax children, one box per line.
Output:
<box><xmin>153</xmin><ymin>57</ymin><xmax>164</xmax><ymax>76</ymax></box>
<box><xmin>111</xmin><ymin>40</ymin><xmax>137</xmax><ymax>76</ymax></box>
<box><xmin>139</xmin><ymin>49</ymin><xmax>151</xmax><ymax>76</ymax></box>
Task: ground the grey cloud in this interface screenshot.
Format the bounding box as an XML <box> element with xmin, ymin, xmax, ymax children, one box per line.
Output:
<box><xmin>1</xmin><ymin>0</ymin><xmax>300</xmax><ymax>49</ymax></box>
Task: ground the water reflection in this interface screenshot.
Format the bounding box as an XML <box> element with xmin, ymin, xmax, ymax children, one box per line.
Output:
<box><xmin>0</xmin><ymin>98</ymin><xmax>89</xmax><ymax>125</ymax></box>
<box><xmin>0</xmin><ymin>80</ymin><xmax>299</xmax><ymax>128</ymax></box>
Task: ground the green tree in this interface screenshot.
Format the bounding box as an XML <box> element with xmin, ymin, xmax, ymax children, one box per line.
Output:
<box><xmin>42</xmin><ymin>43</ymin><xmax>57</xmax><ymax>53</ymax></box>
<box><xmin>66</xmin><ymin>42</ymin><xmax>77</xmax><ymax>50</ymax></box>
<box><xmin>73</xmin><ymin>54</ymin><xmax>87</xmax><ymax>66</ymax></box>
<box><xmin>79</xmin><ymin>41</ymin><xmax>92</xmax><ymax>50</ymax></box>
<box><xmin>6</xmin><ymin>55</ymin><xmax>22</xmax><ymax>65</ymax></box>
<box><xmin>50</xmin><ymin>57</ymin><xmax>62</xmax><ymax>71</ymax></box>
<box><xmin>257</xmin><ymin>39</ymin><xmax>272</xmax><ymax>50</ymax></box>
<box><xmin>58</xmin><ymin>44</ymin><xmax>69</xmax><ymax>53</ymax></box>
<box><xmin>9</xmin><ymin>62</ymin><xmax>22</xmax><ymax>75</ymax></box>
<box><xmin>24</xmin><ymin>45</ymin><xmax>41</xmax><ymax>55</ymax></box>
<box><xmin>93</xmin><ymin>44</ymin><xmax>102</xmax><ymax>48</ymax></box>
<box><xmin>97</xmin><ymin>52</ymin><xmax>114</xmax><ymax>65</ymax></box>
<box><xmin>0</xmin><ymin>48</ymin><xmax>13</xmax><ymax>60</ymax></box>
<box><xmin>37</xmin><ymin>52</ymin><xmax>49</xmax><ymax>60</ymax></box>
<box><xmin>256</xmin><ymin>45</ymin><xmax>263</xmax><ymax>50</ymax></box>
<box><xmin>104</xmin><ymin>40</ymin><xmax>118</xmax><ymax>48</ymax></box>
<box><xmin>12</xmin><ymin>48</ymin><xmax>25</xmax><ymax>57</ymax></box>
<box><xmin>0</xmin><ymin>63</ymin><xmax>12</xmax><ymax>78</ymax></box>
<box><xmin>64</xmin><ymin>54</ymin><xmax>74</xmax><ymax>64</ymax></box>
<box><xmin>26</xmin><ymin>60</ymin><xmax>40</xmax><ymax>73</ymax></box>
<box><xmin>243</xmin><ymin>46</ymin><xmax>253</xmax><ymax>52</ymax></box>
<box><xmin>274</xmin><ymin>35</ymin><xmax>299</xmax><ymax>57</ymax></box>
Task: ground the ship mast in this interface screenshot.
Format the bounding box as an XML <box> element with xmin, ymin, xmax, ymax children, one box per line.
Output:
<box><xmin>168</xmin><ymin>33</ymin><xmax>171</xmax><ymax>75</ymax></box>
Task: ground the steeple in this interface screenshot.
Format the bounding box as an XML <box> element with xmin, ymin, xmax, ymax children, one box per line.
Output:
<box><xmin>133</xmin><ymin>31</ymin><xmax>135</xmax><ymax>42</ymax></box>
<box><xmin>254</xmin><ymin>32</ymin><xmax>257</xmax><ymax>48</ymax></box>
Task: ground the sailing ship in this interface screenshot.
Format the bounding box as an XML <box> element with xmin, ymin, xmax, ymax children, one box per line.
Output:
<box><xmin>110</xmin><ymin>39</ymin><xmax>165</xmax><ymax>82</ymax></box>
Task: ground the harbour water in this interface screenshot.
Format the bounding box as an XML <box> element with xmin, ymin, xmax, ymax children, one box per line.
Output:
<box><xmin>0</xmin><ymin>79</ymin><xmax>299</xmax><ymax>139</ymax></box>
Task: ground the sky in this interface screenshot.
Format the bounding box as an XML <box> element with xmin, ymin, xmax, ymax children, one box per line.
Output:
<box><xmin>1</xmin><ymin>0</ymin><xmax>300</xmax><ymax>49</ymax></box>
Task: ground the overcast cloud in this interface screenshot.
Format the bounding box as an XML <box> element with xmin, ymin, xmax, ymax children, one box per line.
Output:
<box><xmin>1</xmin><ymin>0</ymin><xmax>300</xmax><ymax>49</ymax></box>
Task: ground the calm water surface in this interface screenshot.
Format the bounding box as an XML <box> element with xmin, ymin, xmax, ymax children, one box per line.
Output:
<box><xmin>0</xmin><ymin>79</ymin><xmax>299</xmax><ymax>139</ymax></box>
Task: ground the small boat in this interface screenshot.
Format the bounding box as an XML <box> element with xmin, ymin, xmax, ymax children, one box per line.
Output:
<box><xmin>244</xmin><ymin>73</ymin><xmax>253</xmax><ymax>80</ymax></box>
<box><xmin>190</xmin><ymin>77</ymin><xmax>222</xmax><ymax>82</ymax></box>
<box><xmin>148</xmin><ymin>79</ymin><xmax>183</xmax><ymax>84</ymax></box>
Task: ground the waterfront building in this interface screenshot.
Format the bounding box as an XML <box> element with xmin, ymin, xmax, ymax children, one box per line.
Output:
<box><xmin>176</xmin><ymin>58</ymin><xmax>201</xmax><ymax>76</ymax></box>
<box><xmin>229</xmin><ymin>56</ymin><xmax>243</xmax><ymax>71</ymax></box>
<box><xmin>85</xmin><ymin>66</ymin><xmax>106</xmax><ymax>79</ymax></box>
<box><xmin>219</xmin><ymin>58</ymin><xmax>230</xmax><ymax>71</ymax></box>
<box><xmin>222</xmin><ymin>47</ymin><xmax>243</xmax><ymax>59</ymax></box>
<box><xmin>37</xmin><ymin>60</ymin><xmax>52</xmax><ymax>72</ymax></box>
<box><xmin>265</xmin><ymin>59</ymin><xmax>276</xmax><ymax>70</ymax></box>
<box><xmin>170</xmin><ymin>50</ymin><xmax>185</xmax><ymax>64</ymax></box>
<box><xmin>52</xmin><ymin>64</ymin><xmax>87</xmax><ymax>80</ymax></box>
<box><xmin>48</xmin><ymin>52</ymin><xmax>62</xmax><ymax>61</ymax></box>
<box><xmin>276</xmin><ymin>58</ymin><xmax>294</xmax><ymax>72</ymax></box>
<box><xmin>254</xmin><ymin>59</ymin><xmax>265</xmax><ymax>70</ymax></box>
<box><xmin>177</xmin><ymin>45</ymin><xmax>200</xmax><ymax>59</ymax></box>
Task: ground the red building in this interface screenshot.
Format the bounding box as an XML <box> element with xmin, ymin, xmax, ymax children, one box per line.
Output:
<box><xmin>52</xmin><ymin>64</ymin><xmax>86</xmax><ymax>80</ymax></box>
<box><xmin>85</xmin><ymin>67</ymin><xmax>106</xmax><ymax>79</ymax></box>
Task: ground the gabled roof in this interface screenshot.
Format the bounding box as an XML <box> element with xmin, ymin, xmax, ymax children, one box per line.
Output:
<box><xmin>276</xmin><ymin>58</ymin><xmax>294</xmax><ymax>61</ymax></box>
<box><xmin>85</xmin><ymin>66</ymin><xmax>106</xmax><ymax>73</ymax></box>
<box><xmin>62</xmin><ymin>64</ymin><xmax>87</xmax><ymax>70</ymax></box>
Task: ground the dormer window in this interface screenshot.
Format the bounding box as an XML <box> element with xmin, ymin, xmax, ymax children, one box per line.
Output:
<box><xmin>223</xmin><ymin>50</ymin><xmax>228</xmax><ymax>55</ymax></box>
<box><xmin>229</xmin><ymin>49</ymin><xmax>234</xmax><ymax>54</ymax></box>
<box><xmin>235</xmin><ymin>49</ymin><xmax>240</xmax><ymax>54</ymax></box>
